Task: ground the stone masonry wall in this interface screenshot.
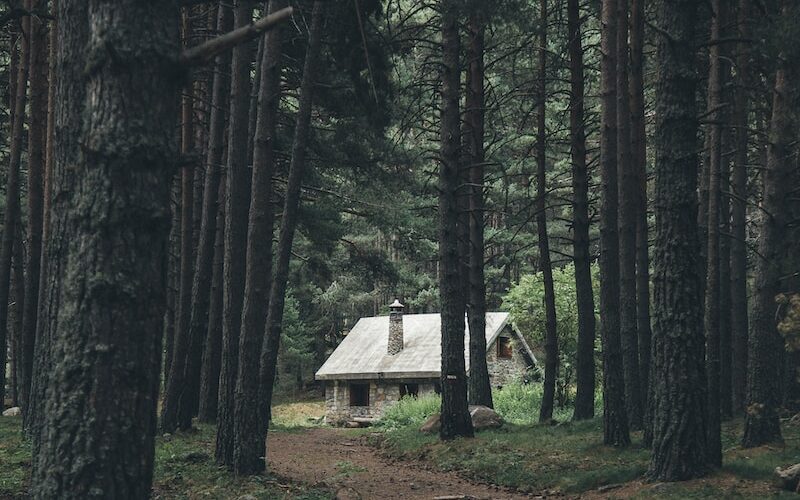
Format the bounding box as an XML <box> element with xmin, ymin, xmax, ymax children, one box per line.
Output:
<box><xmin>486</xmin><ymin>331</ymin><xmax>530</xmax><ymax>388</ymax></box>
<box><xmin>324</xmin><ymin>379</ymin><xmax>437</xmax><ymax>425</ymax></box>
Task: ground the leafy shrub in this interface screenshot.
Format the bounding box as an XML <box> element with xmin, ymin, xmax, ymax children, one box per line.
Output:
<box><xmin>376</xmin><ymin>394</ymin><xmax>440</xmax><ymax>430</ymax></box>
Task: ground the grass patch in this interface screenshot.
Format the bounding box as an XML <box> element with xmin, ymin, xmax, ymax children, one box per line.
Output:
<box><xmin>271</xmin><ymin>400</ymin><xmax>326</xmax><ymax>429</ymax></box>
<box><xmin>0</xmin><ymin>416</ymin><xmax>331</xmax><ymax>499</ymax></box>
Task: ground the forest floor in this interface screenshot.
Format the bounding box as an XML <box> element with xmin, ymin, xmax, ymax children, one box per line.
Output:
<box><xmin>2</xmin><ymin>400</ymin><xmax>800</xmax><ymax>499</ymax></box>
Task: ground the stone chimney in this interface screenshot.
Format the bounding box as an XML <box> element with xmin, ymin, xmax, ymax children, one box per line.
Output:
<box><xmin>387</xmin><ymin>299</ymin><xmax>404</xmax><ymax>355</ymax></box>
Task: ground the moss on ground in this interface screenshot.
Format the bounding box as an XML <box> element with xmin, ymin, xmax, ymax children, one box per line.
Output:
<box><xmin>0</xmin><ymin>415</ymin><xmax>331</xmax><ymax>500</ymax></box>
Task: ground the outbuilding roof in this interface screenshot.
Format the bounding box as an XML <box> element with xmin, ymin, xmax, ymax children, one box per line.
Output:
<box><xmin>315</xmin><ymin>312</ymin><xmax>536</xmax><ymax>380</ymax></box>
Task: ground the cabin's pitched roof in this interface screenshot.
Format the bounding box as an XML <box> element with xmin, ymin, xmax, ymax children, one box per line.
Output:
<box><xmin>315</xmin><ymin>312</ymin><xmax>536</xmax><ymax>380</ymax></box>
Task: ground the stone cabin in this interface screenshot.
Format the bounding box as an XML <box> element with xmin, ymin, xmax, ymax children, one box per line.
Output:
<box><xmin>315</xmin><ymin>300</ymin><xmax>537</xmax><ymax>424</ymax></box>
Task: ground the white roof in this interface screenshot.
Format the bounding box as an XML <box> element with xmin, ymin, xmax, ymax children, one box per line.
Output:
<box><xmin>315</xmin><ymin>312</ymin><xmax>535</xmax><ymax>380</ymax></box>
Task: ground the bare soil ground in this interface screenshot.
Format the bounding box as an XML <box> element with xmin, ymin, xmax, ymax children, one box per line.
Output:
<box><xmin>267</xmin><ymin>427</ymin><xmax>528</xmax><ymax>500</ymax></box>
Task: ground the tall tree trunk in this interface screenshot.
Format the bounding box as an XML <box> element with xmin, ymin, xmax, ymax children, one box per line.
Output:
<box><xmin>465</xmin><ymin>9</ymin><xmax>492</xmax><ymax>409</ymax></box>
<box><xmin>161</xmin><ymin>9</ymin><xmax>197</xmax><ymax>433</ymax></box>
<box><xmin>648</xmin><ymin>0</ymin><xmax>710</xmax><ymax>481</ymax></box>
<box><xmin>1</xmin><ymin>8</ymin><xmax>30</xmax><ymax>411</ymax></box>
<box><xmin>233</xmin><ymin>0</ymin><xmax>286</xmax><ymax>476</ymax></box>
<box><xmin>536</xmin><ymin>0</ymin><xmax>558</xmax><ymax>424</ymax></box>
<box><xmin>704</xmin><ymin>0</ymin><xmax>725</xmax><ymax>467</ymax></box>
<box><xmin>599</xmin><ymin>0</ymin><xmax>630</xmax><ymax>447</ymax></box>
<box><xmin>617</xmin><ymin>0</ymin><xmax>642</xmax><ymax>430</ymax></box>
<box><xmin>730</xmin><ymin>0</ymin><xmax>751</xmax><ymax>414</ymax></box>
<box><xmin>198</xmin><ymin>179</ymin><xmax>226</xmax><ymax>422</ymax></box>
<box><xmin>630</xmin><ymin>0</ymin><xmax>653</xmax><ymax>442</ymax></box>
<box><xmin>163</xmin><ymin>178</ymin><xmax>180</xmax><ymax>388</ymax></box>
<box><xmin>569</xmin><ymin>0</ymin><xmax>596</xmax><ymax>422</ymax></box>
<box><xmin>742</xmin><ymin>1</ymin><xmax>795</xmax><ymax>446</ymax></box>
<box><xmin>436</xmin><ymin>0</ymin><xmax>473</xmax><ymax>441</ymax></box>
<box><xmin>10</xmin><ymin>229</ymin><xmax>25</xmax><ymax>408</ymax></box>
<box><xmin>184</xmin><ymin>0</ymin><xmax>233</xmax><ymax>427</ymax></box>
<box><xmin>216</xmin><ymin>0</ymin><xmax>256</xmax><ymax>466</ymax></box>
<box><xmin>257</xmin><ymin>0</ymin><xmax>326</xmax><ymax>464</ymax></box>
<box><xmin>20</xmin><ymin>0</ymin><xmax>49</xmax><ymax>417</ymax></box>
<box><xmin>33</xmin><ymin>0</ymin><xmax>179</xmax><ymax>495</ymax></box>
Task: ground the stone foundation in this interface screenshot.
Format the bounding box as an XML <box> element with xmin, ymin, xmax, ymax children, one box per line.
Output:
<box><xmin>324</xmin><ymin>379</ymin><xmax>437</xmax><ymax>425</ymax></box>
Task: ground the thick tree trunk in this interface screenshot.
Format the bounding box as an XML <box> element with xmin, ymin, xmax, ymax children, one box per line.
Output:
<box><xmin>257</xmin><ymin>0</ymin><xmax>326</xmax><ymax>466</ymax></box>
<box><xmin>1</xmin><ymin>7</ymin><xmax>30</xmax><ymax>412</ymax></box>
<box><xmin>20</xmin><ymin>0</ymin><xmax>48</xmax><ymax>417</ymax></box>
<box><xmin>437</xmin><ymin>0</ymin><xmax>473</xmax><ymax>441</ymax></box>
<box><xmin>569</xmin><ymin>0</ymin><xmax>596</xmax><ymax>422</ymax></box>
<box><xmin>32</xmin><ymin>0</ymin><xmax>179</xmax><ymax>496</ymax></box>
<box><xmin>10</xmin><ymin>229</ymin><xmax>25</xmax><ymax>409</ymax></box>
<box><xmin>742</xmin><ymin>3</ymin><xmax>795</xmax><ymax>446</ymax></box>
<box><xmin>704</xmin><ymin>0</ymin><xmax>724</xmax><ymax>467</ymax></box>
<box><xmin>465</xmin><ymin>9</ymin><xmax>492</xmax><ymax>409</ymax></box>
<box><xmin>617</xmin><ymin>0</ymin><xmax>642</xmax><ymax>430</ymax></box>
<box><xmin>730</xmin><ymin>0</ymin><xmax>751</xmax><ymax>414</ymax></box>
<box><xmin>198</xmin><ymin>179</ymin><xmax>226</xmax><ymax>422</ymax></box>
<box><xmin>599</xmin><ymin>0</ymin><xmax>630</xmax><ymax>447</ymax></box>
<box><xmin>233</xmin><ymin>0</ymin><xmax>286</xmax><ymax>476</ymax></box>
<box><xmin>536</xmin><ymin>0</ymin><xmax>558</xmax><ymax>424</ymax></box>
<box><xmin>630</xmin><ymin>0</ymin><xmax>653</xmax><ymax>442</ymax></box>
<box><xmin>216</xmin><ymin>0</ymin><xmax>256</xmax><ymax>466</ymax></box>
<box><xmin>161</xmin><ymin>9</ymin><xmax>197</xmax><ymax>433</ymax></box>
<box><xmin>648</xmin><ymin>0</ymin><xmax>710</xmax><ymax>481</ymax></box>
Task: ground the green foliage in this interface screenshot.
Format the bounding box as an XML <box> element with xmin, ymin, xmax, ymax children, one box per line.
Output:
<box><xmin>503</xmin><ymin>263</ymin><xmax>600</xmax><ymax>405</ymax></box>
<box><xmin>0</xmin><ymin>416</ymin><xmax>28</xmax><ymax>497</ymax></box>
<box><xmin>376</xmin><ymin>394</ymin><xmax>441</xmax><ymax>430</ymax></box>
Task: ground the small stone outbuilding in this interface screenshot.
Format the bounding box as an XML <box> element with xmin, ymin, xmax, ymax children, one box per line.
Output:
<box><xmin>315</xmin><ymin>302</ymin><xmax>536</xmax><ymax>425</ymax></box>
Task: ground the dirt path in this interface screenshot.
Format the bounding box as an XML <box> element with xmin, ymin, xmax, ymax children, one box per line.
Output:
<box><xmin>267</xmin><ymin>427</ymin><xmax>529</xmax><ymax>500</ymax></box>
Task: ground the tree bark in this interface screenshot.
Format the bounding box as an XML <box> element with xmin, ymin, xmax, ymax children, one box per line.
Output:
<box><xmin>437</xmin><ymin>0</ymin><xmax>473</xmax><ymax>441</ymax></box>
<box><xmin>730</xmin><ymin>0</ymin><xmax>750</xmax><ymax>414</ymax></box>
<box><xmin>536</xmin><ymin>0</ymin><xmax>558</xmax><ymax>424</ymax></box>
<box><xmin>703</xmin><ymin>0</ymin><xmax>724</xmax><ymax>467</ymax></box>
<box><xmin>465</xmin><ymin>9</ymin><xmax>492</xmax><ymax>409</ymax></box>
<box><xmin>161</xmin><ymin>8</ymin><xmax>197</xmax><ymax>434</ymax></box>
<box><xmin>569</xmin><ymin>0</ymin><xmax>596</xmax><ymax>422</ymax></box>
<box><xmin>648</xmin><ymin>0</ymin><xmax>710</xmax><ymax>481</ymax></box>
<box><xmin>742</xmin><ymin>1</ymin><xmax>795</xmax><ymax>446</ymax></box>
<box><xmin>198</xmin><ymin>179</ymin><xmax>226</xmax><ymax>422</ymax></box>
<box><xmin>617</xmin><ymin>0</ymin><xmax>642</xmax><ymax>430</ymax></box>
<box><xmin>10</xmin><ymin>228</ymin><xmax>25</xmax><ymax>409</ymax></box>
<box><xmin>33</xmin><ymin>0</ymin><xmax>179</xmax><ymax>496</ymax></box>
<box><xmin>1</xmin><ymin>6</ymin><xmax>30</xmax><ymax>412</ymax></box>
<box><xmin>257</xmin><ymin>0</ymin><xmax>326</xmax><ymax>466</ymax></box>
<box><xmin>216</xmin><ymin>0</ymin><xmax>255</xmax><ymax>466</ymax></box>
<box><xmin>233</xmin><ymin>0</ymin><xmax>286</xmax><ymax>475</ymax></box>
<box><xmin>599</xmin><ymin>0</ymin><xmax>630</xmax><ymax>447</ymax></box>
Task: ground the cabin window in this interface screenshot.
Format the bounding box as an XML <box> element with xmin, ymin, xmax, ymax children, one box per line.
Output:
<box><xmin>349</xmin><ymin>383</ymin><xmax>370</xmax><ymax>406</ymax></box>
<box><xmin>497</xmin><ymin>337</ymin><xmax>513</xmax><ymax>359</ymax></box>
<box><xmin>400</xmin><ymin>383</ymin><xmax>419</xmax><ymax>398</ymax></box>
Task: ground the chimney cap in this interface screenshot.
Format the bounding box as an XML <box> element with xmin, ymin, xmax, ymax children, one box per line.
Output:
<box><xmin>389</xmin><ymin>299</ymin><xmax>404</xmax><ymax>311</ymax></box>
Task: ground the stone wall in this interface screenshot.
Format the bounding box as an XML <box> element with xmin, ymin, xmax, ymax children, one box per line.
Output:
<box><xmin>486</xmin><ymin>329</ymin><xmax>530</xmax><ymax>387</ymax></box>
<box><xmin>324</xmin><ymin>379</ymin><xmax>438</xmax><ymax>425</ymax></box>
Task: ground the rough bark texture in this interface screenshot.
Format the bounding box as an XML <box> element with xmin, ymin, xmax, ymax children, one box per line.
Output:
<box><xmin>742</xmin><ymin>8</ymin><xmax>795</xmax><ymax>446</ymax></box>
<box><xmin>233</xmin><ymin>0</ymin><xmax>286</xmax><ymax>476</ymax></box>
<box><xmin>216</xmin><ymin>0</ymin><xmax>255</xmax><ymax>466</ymax></box>
<box><xmin>437</xmin><ymin>0</ymin><xmax>474</xmax><ymax>441</ymax></box>
<box><xmin>20</xmin><ymin>0</ymin><xmax>48</xmax><ymax>417</ymax></box>
<box><xmin>569</xmin><ymin>0</ymin><xmax>596</xmax><ymax>422</ymax></box>
<box><xmin>10</xmin><ymin>227</ymin><xmax>25</xmax><ymax>409</ymax></box>
<box><xmin>703</xmin><ymin>0</ymin><xmax>724</xmax><ymax>467</ymax></box>
<box><xmin>630</xmin><ymin>0</ymin><xmax>653</xmax><ymax>442</ymax></box>
<box><xmin>1</xmin><ymin>7</ymin><xmax>30</xmax><ymax>412</ymax></box>
<box><xmin>257</xmin><ymin>0</ymin><xmax>326</xmax><ymax>466</ymax></box>
<box><xmin>599</xmin><ymin>0</ymin><xmax>630</xmax><ymax>447</ymax></box>
<box><xmin>32</xmin><ymin>0</ymin><xmax>179</xmax><ymax>496</ymax></box>
<box><xmin>198</xmin><ymin>179</ymin><xmax>226</xmax><ymax>422</ymax></box>
<box><xmin>161</xmin><ymin>9</ymin><xmax>197</xmax><ymax>433</ymax></box>
<box><xmin>465</xmin><ymin>10</ymin><xmax>493</xmax><ymax>410</ymax></box>
<box><xmin>648</xmin><ymin>0</ymin><xmax>710</xmax><ymax>481</ymax></box>
<box><xmin>730</xmin><ymin>0</ymin><xmax>750</xmax><ymax>414</ymax></box>
<box><xmin>617</xmin><ymin>0</ymin><xmax>642</xmax><ymax>430</ymax></box>
<box><xmin>536</xmin><ymin>0</ymin><xmax>558</xmax><ymax>424</ymax></box>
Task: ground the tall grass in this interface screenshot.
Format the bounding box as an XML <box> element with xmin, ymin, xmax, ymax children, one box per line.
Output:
<box><xmin>377</xmin><ymin>383</ymin><xmax>600</xmax><ymax>428</ymax></box>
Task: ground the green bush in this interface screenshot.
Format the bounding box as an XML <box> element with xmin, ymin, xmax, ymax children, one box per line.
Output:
<box><xmin>377</xmin><ymin>393</ymin><xmax>441</xmax><ymax>430</ymax></box>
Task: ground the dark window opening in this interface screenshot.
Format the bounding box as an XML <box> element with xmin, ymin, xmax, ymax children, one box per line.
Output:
<box><xmin>349</xmin><ymin>383</ymin><xmax>370</xmax><ymax>406</ymax></box>
<box><xmin>400</xmin><ymin>383</ymin><xmax>419</xmax><ymax>398</ymax></box>
<box><xmin>497</xmin><ymin>337</ymin><xmax>513</xmax><ymax>359</ymax></box>
<box><xmin>434</xmin><ymin>382</ymin><xmax>441</xmax><ymax>395</ymax></box>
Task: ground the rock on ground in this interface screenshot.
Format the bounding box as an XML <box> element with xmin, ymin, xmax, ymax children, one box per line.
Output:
<box><xmin>2</xmin><ymin>407</ymin><xmax>21</xmax><ymax>417</ymax></box>
<box><xmin>419</xmin><ymin>406</ymin><xmax>503</xmax><ymax>433</ymax></box>
<box><xmin>774</xmin><ymin>463</ymin><xmax>800</xmax><ymax>492</ymax></box>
